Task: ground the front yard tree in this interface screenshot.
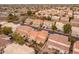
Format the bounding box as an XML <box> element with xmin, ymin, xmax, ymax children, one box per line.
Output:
<box><xmin>2</xmin><ymin>26</ymin><xmax>12</xmax><ymax>35</ymax></box>
<box><xmin>27</xmin><ymin>10</ymin><xmax>32</xmax><ymax>16</ymax></box>
<box><xmin>63</xmin><ymin>23</ymin><xmax>72</xmax><ymax>34</ymax></box>
<box><xmin>12</xmin><ymin>32</ymin><xmax>25</xmax><ymax>45</ymax></box>
<box><xmin>42</xmin><ymin>16</ymin><xmax>51</xmax><ymax>21</ymax></box>
<box><xmin>51</xmin><ymin>22</ymin><xmax>57</xmax><ymax>32</ymax></box>
<box><xmin>46</xmin><ymin>16</ymin><xmax>51</xmax><ymax>20</ymax></box>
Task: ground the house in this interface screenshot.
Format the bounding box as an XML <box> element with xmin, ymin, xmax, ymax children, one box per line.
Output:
<box><xmin>16</xmin><ymin>26</ymin><xmax>33</xmax><ymax>37</ymax></box>
<box><xmin>72</xmin><ymin>27</ymin><xmax>79</xmax><ymax>37</ymax></box>
<box><xmin>60</xmin><ymin>17</ymin><xmax>69</xmax><ymax>22</ymax></box>
<box><xmin>51</xmin><ymin>16</ymin><xmax>60</xmax><ymax>21</ymax></box>
<box><xmin>74</xmin><ymin>15</ymin><xmax>79</xmax><ymax>20</ymax></box>
<box><xmin>56</xmin><ymin>22</ymin><xmax>64</xmax><ymax>31</ymax></box>
<box><xmin>4</xmin><ymin>43</ymin><xmax>35</xmax><ymax>54</ymax></box>
<box><xmin>42</xmin><ymin>20</ymin><xmax>53</xmax><ymax>30</ymax></box>
<box><xmin>0</xmin><ymin>12</ymin><xmax>8</xmax><ymax>17</ymax></box>
<box><xmin>47</xmin><ymin>34</ymin><xmax>70</xmax><ymax>54</ymax></box>
<box><xmin>32</xmin><ymin>19</ymin><xmax>43</xmax><ymax>28</ymax></box>
<box><xmin>71</xmin><ymin>19</ymin><xmax>79</xmax><ymax>27</ymax></box>
<box><xmin>18</xmin><ymin>7</ymin><xmax>28</xmax><ymax>14</ymax></box>
<box><xmin>58</xmin><ymin>10</ymin><xmax>66</xmax><ymax>17</ymax></box>
<box><xmin>67</xmin><ymin>10</ymin><xmax>73</xmax><ymax>17</ymax></box>
<box><xmin>74</xmin><ymin>11</ymin><xmax>79</xmax><ymax>15</ymax></box>
<box><xmin>28</xmin><ymin>30</ymin><xmax>48</xmax><ymax>44</ymax></box>
<box><xmin>24</xmin><ymin>18</ymin><xmax>33</xmax><ymax>25</ymax></box>
<box><xmin>56</xmin><ymin>22</ymin><xmax>79</xmax><ymax>37</ymax></box>
<box><xmin>73</xmin><ymin>41</ymin><xmax>79</xmax><ymax>54</ymax></box>
<box><xmin>2</xmin><ymin>22</ymin><xmax>20</xmax><ymax>32</ymax></box>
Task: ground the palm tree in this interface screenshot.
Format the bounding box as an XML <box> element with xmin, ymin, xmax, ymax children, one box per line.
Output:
<box><xmin>68</xmin><ymin>36</ymin><xmax>76</xmax><ymax>54</ymax></box>
<box><xmin>27</xmin><ymin>10</ymin><xmax>32</xmax><ymax>16</ymax></box>
<box><xmin>51</xmin><ymin>22</ymin><xmax>57</xmax><ymax>32</ymax></box>
<box><xmin>63</xmin><ymin>23</ymin><xmax>72</xmax><ymax>35</ymax></box>
<box><xmin>63</xmin><ymin>22</ymin><xmax>75</xmax><ymax>54</ymax></box>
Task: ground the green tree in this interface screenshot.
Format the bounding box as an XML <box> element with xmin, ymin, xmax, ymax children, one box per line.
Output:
<box><xmin>46</xmin><ymin>16</ymin><xmax>51</xmax><ymax>20</ymax></box>
<box><xmin>68</xmin><ymin>36</ymin><xmax>76</xmax><ymax>54</ymax></box>
<box><xmin>12</xmin><ymin>32</ymin><xmax>25</xmax><ymax>45</ymax></box>
<box><xmin>42</xmin><ymin>16</ymin><xmax>51</xmax><ymax>20</ymax></box>
<box><xmin>27</xmin><ymin>10</ymin><xmax>32</xmax><ymax>16</ymax></box>
<box><xmin>51</xmin><ymin>22</ymin><xmax>57</xmax><ymax>32</ymax></box>
<box><xmin>42</xmin><ymin>16</ymin><xmax>46</xmax><ymax>20</ymax></box>
<box><xmin>63</xmin><ymin>24</ymin><xmax>72</xmax><ymax>34</ymax></box>
<box><xmin>2</xmin><ymin>26</ymin><xmax>12</xmax><ymax>35</ymax></box>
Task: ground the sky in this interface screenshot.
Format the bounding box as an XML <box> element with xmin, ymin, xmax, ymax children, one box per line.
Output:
<box><xmin>0</xmin><ymin>0</ymin><xmax>79</xmax><ymax>4</ymax></box>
